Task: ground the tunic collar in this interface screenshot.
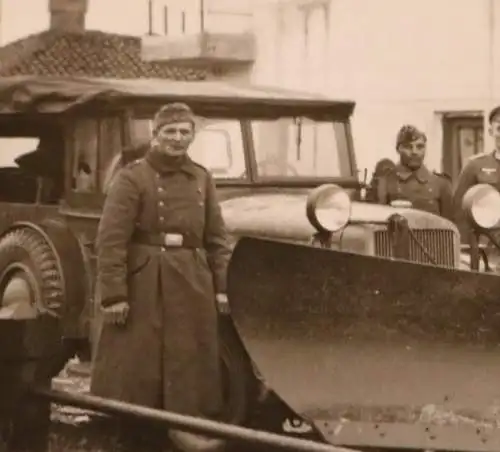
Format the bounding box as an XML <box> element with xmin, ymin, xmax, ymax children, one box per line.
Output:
<box><xmin>395</xmin><ymin>163</ymin><xmax>431</xmax><ymax>184</ymax></box>
<box><xmin>145</xmin><ymin>147</ymin><xmax>197</xmax><ymax>177</ymax></box>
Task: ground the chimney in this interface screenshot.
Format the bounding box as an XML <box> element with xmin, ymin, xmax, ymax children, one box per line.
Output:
<box><xmin>49</xmin><ymin>0</ymin><xmax>89</xmax><ymax>32</ymax></box>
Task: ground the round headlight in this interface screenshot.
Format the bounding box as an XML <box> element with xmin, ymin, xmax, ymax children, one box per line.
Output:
<box><xmin>462</xmin><ymin>184</ymin><xmax>500</xmax><ymax>229</ymax></box>
<box><xmin>306</xmin><ymin>184</ymin><xmax>352</xmax><ymax>233</ymax></box>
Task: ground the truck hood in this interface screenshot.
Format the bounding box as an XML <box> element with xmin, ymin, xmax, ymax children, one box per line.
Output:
<box><xmin>220</xmin><ymin>192</ymin><xmax>456</xmax><ymax>241</ymax></box>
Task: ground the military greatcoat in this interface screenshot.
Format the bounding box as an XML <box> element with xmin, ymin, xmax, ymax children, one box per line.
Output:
<box><xmin>90</xmin><ymin>149</ymin><xmax>231</xmax><ymax>418</ymax></box>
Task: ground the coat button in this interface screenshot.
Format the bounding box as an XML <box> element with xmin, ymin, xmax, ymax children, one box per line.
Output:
<box><xmin>159</xmin><ymin>201</ymin><xmax>164</xmax><ymax>207</ymax></box>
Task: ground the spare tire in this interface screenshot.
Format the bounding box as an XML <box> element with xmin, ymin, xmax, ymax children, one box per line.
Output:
<box><xmin>0</xmin><ymin>221</ymin><xmax>87</xmax><ymax>379</ymax></box>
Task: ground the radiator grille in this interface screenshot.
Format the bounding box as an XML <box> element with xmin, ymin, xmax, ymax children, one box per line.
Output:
<box><xmin>374</xmin><ymin>229</ymin><xmax>456</xmax><ymax>268</ymax></box>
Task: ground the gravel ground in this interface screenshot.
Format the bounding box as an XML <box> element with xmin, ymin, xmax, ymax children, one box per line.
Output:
<box><xmin>16</xmin><ymin>358</ymin><xmax>497</xmax><ymax>452</ymax></box>
<box><xmin>36</xmin><ymin>360</ymin><xmax>287</xmax><ymax>452</ymax></box>
<box><xmin>48</xmin><ymin>360</ymin><xmax>123</xmax><ymax>451</ymax></box>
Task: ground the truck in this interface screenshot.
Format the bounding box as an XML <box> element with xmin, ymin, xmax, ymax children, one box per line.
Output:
<box><xmin>0</xmin><ymin>74</ymin><xmax>496</xmax><ymax>452</ymax></box>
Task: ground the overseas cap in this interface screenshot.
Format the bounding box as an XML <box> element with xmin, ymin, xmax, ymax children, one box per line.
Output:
<box><xmin>152</xmin><ymin>102</ymin><xmax>195</xmax><ymax>135</ymax></box>
<box><xmin>396</xmin><ymin>124</ymin><xmax>427</xmax><ymax>149</ymax></box>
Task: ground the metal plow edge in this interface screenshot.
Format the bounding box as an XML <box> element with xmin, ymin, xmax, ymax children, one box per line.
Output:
<box><xmin>227</xmin><ymin>237</ymin><xmax>500</xmax><ymax>452</ymax></box>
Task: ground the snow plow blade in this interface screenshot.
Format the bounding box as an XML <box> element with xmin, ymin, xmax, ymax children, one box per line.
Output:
<box><xmin>227</xmin><ymin>237</ymin><xmax>500</xmax><ymax>452</ymax></box>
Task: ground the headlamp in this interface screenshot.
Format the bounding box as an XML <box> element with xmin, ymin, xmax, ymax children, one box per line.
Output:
<box><xmin>462</xmin><ymin>184</ymin><xmax>500</xmax><ymax>229</ymax></box>
<box><xmin>306</xmin><ymin>184</ymin><xmax>352</xmax><ymax>233</ymax></box>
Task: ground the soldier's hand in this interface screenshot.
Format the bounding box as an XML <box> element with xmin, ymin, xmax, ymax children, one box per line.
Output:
<box><xmin>216</xmin><ymin>293</ymin><xmax>230</xmax><ymax>315</ymax></box>
<box><xmin>101</xmin><ymin>301</ymin><xmax>130</xmax><ymax>325</ymax></box>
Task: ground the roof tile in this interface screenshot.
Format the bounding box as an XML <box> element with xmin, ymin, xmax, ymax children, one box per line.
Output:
<box><xmin>0</xmin><ymin>30</ymin><xmax>208</xmax><ymax>80</ymax></box>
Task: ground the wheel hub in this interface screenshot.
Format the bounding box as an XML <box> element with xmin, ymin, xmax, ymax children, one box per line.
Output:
<box><xmin>0</xmin><ymin>266</ymin><xmax>38</xmax><ymax>319</ymax></box>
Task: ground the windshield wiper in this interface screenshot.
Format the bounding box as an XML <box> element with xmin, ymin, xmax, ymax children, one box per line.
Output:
<box><xmin>295</xmin><ymin>116</ymin><xmax>303</xmax><ymax>160</ymax></box>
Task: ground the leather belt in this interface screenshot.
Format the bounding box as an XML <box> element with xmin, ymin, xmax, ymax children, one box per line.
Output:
<box><xmin>131</xmin><ymin>230</ymin><xmax>202</xmax><ymax>249</ymax></box>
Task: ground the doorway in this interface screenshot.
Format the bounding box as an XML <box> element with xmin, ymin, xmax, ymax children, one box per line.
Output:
<box><xmin>442</xmin><ymin>115</ymin><xmax>484</xmax><ymax>183</ymax></box>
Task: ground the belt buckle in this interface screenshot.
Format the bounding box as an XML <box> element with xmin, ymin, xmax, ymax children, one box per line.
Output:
<box><xmin>164</xmin><ymin>233</ymin><xmax>183</xmax><ymax>247</ymax></box>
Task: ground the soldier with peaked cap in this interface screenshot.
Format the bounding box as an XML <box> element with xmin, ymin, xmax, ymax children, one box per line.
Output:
<box><xmin>375</xmin><ymin>124</ymin><xmax>454</xmax><ymax>221</ymax></box>
<box><xmin>90</xmin><ymin>102</ymin><xmax>231</xmax><ymax>450</ymax></box>
<box><xmin>453</xmin><ymin>106</ymin><xmax>500</xmax><ymax>234</ymax></box>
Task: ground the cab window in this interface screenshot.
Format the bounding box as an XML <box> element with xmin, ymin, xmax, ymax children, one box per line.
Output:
<box><xmin>0</xmin><ymin>138</ymin><xmax>39</xmax><ymax>168</ymax></box>
<box><xmin>72</xmin><ymin>119</ymin><xmax>98</xmax><ymax>192</ymax></box>
<box><xmin>71</xmin><ymin>117</ymin><xmax>124</xmax><ymax>193</ymax></box>
<box><xmin>190</xmin><ymin>118</ymin><xmax>245</xmax><ymax>178</ymax></box>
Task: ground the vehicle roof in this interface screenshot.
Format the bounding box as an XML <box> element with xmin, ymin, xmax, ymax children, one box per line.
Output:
<box><xmin>0</xmin><ymin>75</ymin><xmax>355</xmax><ymax>117</ymax></box>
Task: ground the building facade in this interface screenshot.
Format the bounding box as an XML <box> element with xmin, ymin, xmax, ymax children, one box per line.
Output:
<box><xmin>0</xmin><ymin>0</ymin><xmax>253</xmax><ymax>44</ymax></box>
<box><xmin>249</xmin><ymin>0</ymin><xmax>500</xmax><ymax>181</ymax></box>
<box><xmin>1</xmin><ymin>0</ymin><xmax>498</xmax><ymax>180</ymax></box>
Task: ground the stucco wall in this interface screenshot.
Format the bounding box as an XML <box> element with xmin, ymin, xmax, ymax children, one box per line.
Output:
<box><xmin>3</xmin><ymin>0</ymin><xmax>500</xmax><ymax>175</ymax></box>
<box><xmin>0</xmin><ymin>0</ymin><xmax>253</xmax><ymax>42</ymax></box>
<box><xmin>250</xmin><ymin>0</ymin><xmax>500</xmax><ymax>174</ymax></box>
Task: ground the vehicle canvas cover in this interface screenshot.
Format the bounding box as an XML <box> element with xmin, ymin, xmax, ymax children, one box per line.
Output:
<box><xmin>227</xmin><ymin>237</ymin><xmax>500</xmax><ymax>452</ymax></box>
<box><xmin>0</xmin><ymin>75</ymin><xmax>354</xmax><ymax>115</ymax></box>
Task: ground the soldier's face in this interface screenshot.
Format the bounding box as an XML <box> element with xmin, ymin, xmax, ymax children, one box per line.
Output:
<box><xmin>489</xmin><ymin>119</ymin><xmax>500</xmax><ymax>149</ymax></box>
<box><xmin>156</xmin><ymin>121</ymin><xmax>195</xmax><ymax>156</ymax></box>
<box><xmin>398</xmin><ymin>137</ymin><xmax>426</xmax><ymax>169</ymax></box>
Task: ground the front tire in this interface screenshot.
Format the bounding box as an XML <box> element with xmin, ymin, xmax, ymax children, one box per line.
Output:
<box><xmin>0</xmin><ymin>222</ymin><xmax>86</xmax><ymax>379</ymax></box>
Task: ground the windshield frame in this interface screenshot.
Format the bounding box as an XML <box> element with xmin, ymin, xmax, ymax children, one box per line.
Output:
<box><xmin>245</xmin><ymin>116</ymin><xmax>358</xmax><ymax>185</ymax></box>
<box><xmin>132</xmin><ymin>109</ymin><xmax>360</xmax><ymax>188</ymax></box>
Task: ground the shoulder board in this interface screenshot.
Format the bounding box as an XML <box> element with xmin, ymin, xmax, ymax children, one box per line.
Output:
<box><xmin>467</xmin><ymin>152</ymin><xmax>490</xmax><ymax>162</ymax></box>
<box><xmin>432</xmin><ymin>171</ymin><xmax>452</xmax><ymax>181</ymax></box>
<box><xmin>124</xmin><ymin>158</ymin><xmax>143</xmax><ymax>169</ymax></box>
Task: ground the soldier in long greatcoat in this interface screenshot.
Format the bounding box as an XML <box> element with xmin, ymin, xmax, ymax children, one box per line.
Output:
<box><xmin>90</xmin><ymin>103</ymin><xmax>231</xmax><ymax>449</ymax></box>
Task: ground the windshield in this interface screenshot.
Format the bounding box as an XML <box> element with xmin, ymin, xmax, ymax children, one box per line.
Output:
<box><xmin>252</xmin><ymin>117</ymin><xmax>353</xmax><ymax>178</ymax></box>
<box><xmin>132</xmin><ymin>115</ymin><xmax>353</xmax><ymax>180</ymax></box>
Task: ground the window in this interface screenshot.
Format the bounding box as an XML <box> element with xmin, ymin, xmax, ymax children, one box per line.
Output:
<box><xmin>132</xmin><ymin>119</ymin><xmax>152</xmax><ymax>144</ymax></box>
<box><xmin>458</xmin><ymin>126</ymin><xmax>484</xmax><ymax>167</ymax></box>
<box><xmin>442</xmin><ymin>116</ymin><xmax>484</xmax><ymax>182</ymax></box>
<box><xmin>71</xmin><ymin>117</ymin><xmax>124</xmax><ymax>193</ymax></box>
<box><xmin>0</xmin><ymin>134</ymin><xmax>64</xmax><ymax>204</ymax></box>
<box><xmin>99</xmin><ymin>117</ymin><xmax>123</xmax><ymax>189</ymax></box>
<box><xmin>0</xmin><ymin>138</ymin><xmax>39</xmax><ymax>167</ymax></box>
<box><xmin>189</xmin><ymin>118</ymin><xmax>245</xmax><ymax>178</ymax></box>
<box><xmin>251</xmin><ymin>117</ymin><xmax>353</xmax><ymax>178</ymax></box>
<box><xmin>72</xmin><ymin>120</ymin><xmax>98</xmax><ymax>193</ymax></box>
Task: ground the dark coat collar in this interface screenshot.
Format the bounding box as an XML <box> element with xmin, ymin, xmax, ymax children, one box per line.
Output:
<box><xmin>395</xmin><ymin>163</ymin><xmax>431</xmax><ymax>183</ymax></box>
<box><xmin>145</xmin><ymin>147</ymin><xmax>197</xmax><ymax>177</ymax></box>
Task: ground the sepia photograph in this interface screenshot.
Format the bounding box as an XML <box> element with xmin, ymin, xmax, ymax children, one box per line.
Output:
<box><xmin>0</xmin><ymin>0</ymin><xmax>498</xmax><ymax>451</ymax></box>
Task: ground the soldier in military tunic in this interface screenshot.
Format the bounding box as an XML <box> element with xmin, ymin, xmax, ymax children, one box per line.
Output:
<box><xmin>454</xmin><ymin>107</ymin><xmax>500</xmax><ymax>229</ymax></box>
<box><xmin>376</xmin><ymin>124</ymin><xmax>454</xmax><ymax>221</ymax></box>
<box><xmin>90</xmin><ymin>103</ymin><xmax>231</xmax><ymax>449</ymax></box>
